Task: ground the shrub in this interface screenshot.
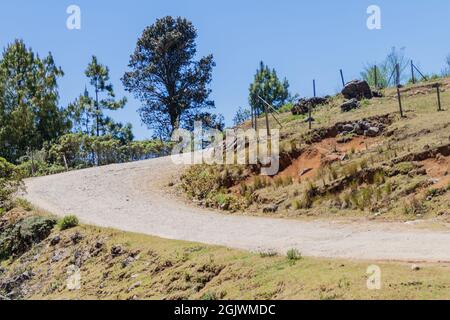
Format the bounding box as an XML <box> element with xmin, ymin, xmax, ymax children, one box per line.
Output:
<box><xmin>403</xmin><ymin>196</ymin><xmax>424</xmax><ymax>215</ymax></box>
<box><xmin>394</xmin><ymin>162</ymin><xmax>415</xmax><ymax>175</ymax></box>
<box><xmin>0</xmin><ymin>157</ymin><xmax>23</xmax><ymax>210</ymax></box>
<box><xmin>14</xmin><ymin>198</ymin><xmax>33</xmax><ymax>211</ymax></box>
<box><xmin>286</xmin><ymin>248</ymin><xmax>302</xmax><ymax>261</ymax></box>
<box><xmin>0</xmin><ymin>216</ymin><xmax>56</xmax><ymax>261</ymax></box>
<box><xmin>259</xmin><ymin>249</ymin><xmax>278</xmax><ymax>258</ymax></box>
<box><xmin>58</xmin><ymin>215</ymin><xmax>79</xmax><ymax>230</ymax></box>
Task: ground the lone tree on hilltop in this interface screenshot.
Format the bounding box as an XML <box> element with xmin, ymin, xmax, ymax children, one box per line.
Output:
<box><xmin>122</xmin><ymin>16</ymin><xmax>215</xmax><ymax>140</ymax></box>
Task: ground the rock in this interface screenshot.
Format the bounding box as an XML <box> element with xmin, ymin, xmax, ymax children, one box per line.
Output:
<box><xmin>365</xmin><ymin>127</ymin><xmax>380</xmax><ymax>137</ymax></box>
<box><xmin>73</xmin><ymin>249</ymin><xmax>90</xmax><ymax>267</ymax></box>
<box><xmin>371</xmin><ymin>90</ymin><xmax>383</xmax><ymax>98</ymax></box>
<box><xmin>342</xmin><ymin>123</ymin><xmax>355</xmax><ymax>132</ymax></box>
<box><xmin>122</xmin><ymin>256</ymin><xmax>135</xmax><ymax>268</ymax></box>
<box><xmin>50</xmin><ymin>235</ymin><xmax>61</xmax><ymax>246</ymax></box>
<box><xmin>0</xmin><ymin>271</ymin><xmax>34</xmax><ymax>298</ymax></box>
<box><xmin>111</xmin><ymin>245</ymin><xmax>123</xmax><ymax>257</ymax></box>
<box><xmin>51</xmin><ymin>249</ymin><xmax>66</xmax><ymax>263</ymax></box>
<box><xmin>128</xmin><ymin>281</ymin><xmax>141</xmax><ymax>292</ymax></box>
<box><xmin>411</xmin><ymin>264</ymin><xmax>421</xmax><ymax>271</ymax></box>
<box><xmin>340</xmin><ymin>99</ymin><xmax>361</xmax><ymax>112</ymax></box>
<box><xmin>95</xmin><ymin>241</ymin><xmax>104</xmax><ymax>249</ymax></box>
<box><xmin>263</xmin><ymin>204</ymin><xmax>278</xmax><ymax>213</ymax></box>
<box><xmin>70</xmin><ymin>232</ymin><xmax>83</xmax><ymax>244</ymax></box>
<box><xmin>342</xmin><ymin>80</ymin><xmax>373</xmax><ymax>100</ymax></box>
<box><xmin>292</xmin><ymin>97</ymin><xmax>328</xmax><ymax>115</ymax></box>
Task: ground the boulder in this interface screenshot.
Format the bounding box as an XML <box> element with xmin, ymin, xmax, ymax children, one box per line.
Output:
<box><xmin>365</xmin><ymin>127</ymin><xmax>380</xmax><ymax>137</ymax></box>
<box><xmin>371</xmin><ymin>90</ymin><xmax>383</xmax><ymax>98</ymax></box>
<box><xmin>342</xmin><ymin>124</ymin><xmax>355</xmax><ymax>132</ymax></box>
<box><xmin>342</xmin><ymin>80</ymin><xmax>373</xmax><ymax>100</ymax></box>
<box><xmin>263</xmin><ymin>204</ymin><xmax>278</xmax><ymax>213</ymax></box>
<box><xmin>292</xmin><ymin>97</ymin><xmax>328</xmax><ymax>115</ymax></box>
<box><xmin>340</xmin><ymin>99</ymin><xmax>360</xmax><ymax>112</ymax></box>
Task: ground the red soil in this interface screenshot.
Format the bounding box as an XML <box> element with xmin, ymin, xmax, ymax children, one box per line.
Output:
<box><xmin>421</xmin><ymin>154</ymin><xmax>450</xmax><ymax>189</ymax></box>
<box><xmin>277</xmin><ymin>136</ymin><xmax>379</xmax><ymax>181</ymax></box>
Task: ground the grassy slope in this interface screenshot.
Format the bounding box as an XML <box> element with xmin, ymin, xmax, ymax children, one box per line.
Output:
<box><xmin>1</xmin><ymin>208</ymin><xmax>449</xmax><ymax>300</ymax></box>
<box><xmin>180</xmin><ymin>78</ymin><xmax>450</xmax><ymax>221</ymax></box>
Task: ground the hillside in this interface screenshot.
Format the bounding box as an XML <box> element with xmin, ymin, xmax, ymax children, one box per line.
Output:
<box><xmin>1</xmin><ymin>207</ymin><xmax>449</xmax><ymax>300</ymax></box>
<box><xmin>181</xmin><ymin>79</ymin><xmax>450</xmax><ymax>223</ymax></box>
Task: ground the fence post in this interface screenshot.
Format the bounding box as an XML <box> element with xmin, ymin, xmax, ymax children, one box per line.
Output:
<box><xmin>397</xmin><ymin>85</ymin><xmax>404</xmax><ymax>117</ymax></box>
<box><xmin>396</xmin><ymin>63</ymin><xmax>401</xmax><ymax>86</ymax></box>
<box><xmin>313</xmin><ymin>79</ymin><xmax>316</xmax><ymax>97</ymax></box>
<box><xmin>264</xmin><ymin>103</ymin><xmax>271</xmax><ymax>136</ymax></box>
<box><xmin>374</xmin><ymin>65</ymin><xmax>378</xmax><ymax>88</ymax></box>
<box><xmin>411</xmin><ymin>60</ymin><xmax>415</xmax><ymax>84</ymax></box>
<box><xmin>340</xmin><ymin>69</ymin><xmax>345</xmax><ymax>87</ymax></box>
<box><xmin>253</xmin><ymin>105</ymin><xmax>258</xmax><ymax>131</ymax></box>
<box><xmin>436</xmin><ymin>84</ymin><xmax>442</xmax><ymax>111</ymax></box>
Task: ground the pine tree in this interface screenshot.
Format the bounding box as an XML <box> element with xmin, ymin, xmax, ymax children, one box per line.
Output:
<box><xmin>85</xmin><ymin>56</ymin><xmax>127</xmax><ymax>136</ymax></box>
<box><xmin>122</xmin><ymin>16</ymin><xmax>215</xmax><ymax>140</ymax></box>
<box><xmin>249</xmin><ymin>61</ymin><xmax>290</xmax><ymax>114</ymax></box>
<box><xmin>0</xmin><ymin>40</ymin><xmax>69</xmax><ymax>163</ymax></box>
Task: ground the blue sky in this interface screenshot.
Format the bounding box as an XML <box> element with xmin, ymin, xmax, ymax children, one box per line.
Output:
<box><xmin>1</xmin><ymin>0</ymin><xmax>449</xmax><ymax>139</ymax></box>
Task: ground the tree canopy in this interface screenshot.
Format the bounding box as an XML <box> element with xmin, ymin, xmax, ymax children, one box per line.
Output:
<box><xmin>0</xmin><ymin>40</ymin><xmax>70</xmax><ymax>163</ymax></box>
<box><xmin>249</xmin><ymin>61</ymin><xmax>290</xmax><ymax>114</ymax></box>
<box><xmin>122</xmin><ymin>16</ymin><xmax>215</xmax><ymax>140</ymax></box>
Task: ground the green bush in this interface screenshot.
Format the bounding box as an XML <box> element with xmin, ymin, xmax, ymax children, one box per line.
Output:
<box><xmin>286</xmin><ymin>248</ymin><xmax>302</xmax><ymax>261</ymax></box>
<box><xmin>0</xmin><ymin>216</ymin><xmax>56</xmax><ymax>261</ymax></box>
<box><xmin>58</xmin><ymin>215</ymin><xmax>79</xmax><ymax>230</ymax></box>
<box><xmin>0</xmin><ymin>157</ymin><xmax>23</xmax><ymax>210</ymax></box>
<box><xmin>394</xmin><ymin>162</ymin><xmax>415</xmax><ymax>175</ymax></box>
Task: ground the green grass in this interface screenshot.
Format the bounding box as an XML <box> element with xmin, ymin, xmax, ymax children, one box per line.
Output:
<box><xmin>57</xmin><ymin>215</ymin><xmax>79</xmax><ymax>230</ymax></box>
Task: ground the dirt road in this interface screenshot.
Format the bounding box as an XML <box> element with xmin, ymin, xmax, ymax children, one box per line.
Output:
<box><xmin>23</xmin><ymin>154</ymin><xmax>450</xmax><ymax>262</ymax></box>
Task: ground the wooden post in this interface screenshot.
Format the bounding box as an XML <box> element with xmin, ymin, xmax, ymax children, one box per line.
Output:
<box><xmin>62</xmin><ymin>153</ymin><xmax>69</xmax><ymax>172</ymax></box>
<box><xmin>396</xmin><ymin>63</ymin><xmax>401</xmax><ymax>86</ymax></box>
<box><xmin>30</xmin><ymin>149</ymin><xmax>35</xmax><ymax>176</ymax></box>
<box><xmin>264</xmin><ymin>103</ymin><xmax>270</xmax><ymax>136</ymax></box>
<box><xmin>436</xmin><ymin>84</ymin><xmax>442</xmax><ymax>111</ymax></box>
<box><xmin>254</xmin><ymin>106</ymin><xmax>258</xmax><ymax>131</ymax></box>
<box><xmin>313</xmin><ymin>79</ymin><xmax>316</xmax><ymax>97</ymax></box>
<box><xmin>397</xmin><ymin>85</ymin><xmax>404</xmax><ymax>117</ymax></box>
<box><xmin>411</xmin><ymin>60</ymin><xmax>415</xmax><ymax>84</ymax></box>
<box><xmin>250</xmin><ymin>105</ymin><xmax>254</xmax><ymax>129</ymax></box>
<box><xmin>308</xmin><ymin>104</ymin><xmax>312</xmax><ymax>130</ymax></box>
<box><xmin>340</xmin><ymin>69</ymin><xmax>345</xmax><ymax>87</ymax></box>
<box><xmin>374</xmin><ymin>65</ymin><xmax>378</xmax><ymax>88</ymax></box>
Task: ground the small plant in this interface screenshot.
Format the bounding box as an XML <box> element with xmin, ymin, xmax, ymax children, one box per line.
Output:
<box><xmin>58</xmin><ymin>215</ymin><xmax>79</xmax><ymax>230</ymax></box>
<box><xmin>343</xmin><ymin>162</ymin><xmax>359</xmax><ymax>177</ymax></box>
<box><xmin>201</xmin><ymin>291</ymin><xmax>219</xmax><ymax>300</ymax></box>
<box><xmin>373</xmin><ymin>171</ymin><xmax>386</xmax><ymax>185</ymax></box>
<box><xmin>14</xmin><ymin>198</ymin><xmax>33</xmax><ymax>211</ymax></box>
<box><xmin>259</xmin><ymin>249</ymin><xmax>278</xmax><ymax>258</ymax></box>
<box><xmin>286</xmin><ymin>248</ymin><xmax>302</xmax><ymax>261</ymax></box>
<box><xmin>359</xmin><ymin>158</ymin><xmax>368</xmax><ymax>170</ymax></box>
<box><xmin>403</xmin><ymin>196</ymin><xmax>424</xmax><ymax>215</ymax></box>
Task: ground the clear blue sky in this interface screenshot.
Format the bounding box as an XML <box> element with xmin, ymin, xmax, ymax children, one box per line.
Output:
<box><xmin>1</xmin><ymin>0</ymin><xmax>449</xmax><ymax>139</ymax></box>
